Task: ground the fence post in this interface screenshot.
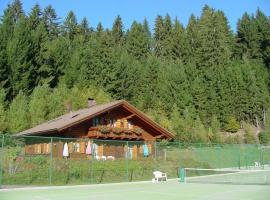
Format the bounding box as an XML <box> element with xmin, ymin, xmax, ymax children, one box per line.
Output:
<box><xmin>260</xmin><ymin>146</ymin><xmax>264</xmax><ymax>169</ymax></box>
<box><xmin>238</xmin><ymin>146</ymin><xmax>241</xmax><ymax>169</ymax></box>
<box><xmin>154</xmin><ymin>141</ymin><xmax>157</xmax><ymax>170</ymax></box>
<box><xmin>125</xmin><ymin>141</ymin><xmax>129</xmax><ymax>182</ymax></box>
<box><xmin>49</xmin><ymin>137</ymin><xmax>53</xmax><ymax>185</ymax></box>
<box><xmin>90</xmin><ymin>139</ymin><xmax>94</xmax><ymax>184</ymax></box>
<box><xmin>0</xmin><ymin>134</ymin><xmax>4</xmax><ymax>188</ymax></box>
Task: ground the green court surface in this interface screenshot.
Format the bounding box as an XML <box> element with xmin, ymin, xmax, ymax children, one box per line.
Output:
<box><xmin>0</xmin><ymin>180</ymin><xmax>269</xmax><ymax>200</ymax></box>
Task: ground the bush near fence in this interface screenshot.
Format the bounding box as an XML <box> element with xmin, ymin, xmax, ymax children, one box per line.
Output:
<box><xmin>0</xmin><ymin>134</ymin><xmax>270</xmax><ymax>186</ymax></box>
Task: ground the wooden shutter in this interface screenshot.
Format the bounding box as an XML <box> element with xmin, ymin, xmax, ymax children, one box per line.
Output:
<box><xmin>139</xmin><ymin>145</ymin><xmax>143</xmax><ymax>154</ymax></box>
<box><xmin>132</xmin><ymin>145</ymin><xmax>138</xmax><ymax>160</ymax></box>
<box><xmin>68</xmin><ymin>142</ymin><xmax>73</xmax><ymax>153</ymax></box>
<box><xmin>98</xmin><ymin>144</ymin><xmax>103</xmax><ymax>156</ymax></box>
<box><xmin>148</xmin><ymin>144</ymin><xmax>152</xmax><ymax>154</ymax></box>
<box><xmin>124</xmin><ymin>119</ymin><xmax>128</xmax><ymax>128</ymax></box>
<box><xmin>80</xmin><ymin>141</ymin><xmax>86</xmax><ymax>153</ymax></box>
<box><xmin>116</xmin><ymin>119</ymin><xmax>121</xmax><ymax>128</ymax></box>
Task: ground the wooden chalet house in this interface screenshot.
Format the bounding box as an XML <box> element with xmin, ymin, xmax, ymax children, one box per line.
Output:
<box><xmin>16</xmin><ymin>99</ymin><xmax>174</xmax><ymax>160</ymax></box>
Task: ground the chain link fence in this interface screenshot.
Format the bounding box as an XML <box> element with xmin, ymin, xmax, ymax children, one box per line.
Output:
<box><xmin>0</xmin><ymin>134</ymin><xmax>270</xmax><ymax>187</ymax></box>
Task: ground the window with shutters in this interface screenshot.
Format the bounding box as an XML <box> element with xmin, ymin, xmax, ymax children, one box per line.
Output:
<box><xmin>93</xmin><ymin>117</ymin><xmax>99</xmax><ymax>126</ymax></box>
<box><xmin>36</xmin><ymin>144</ymin><xmax>41</xmax><ymax>154</ymax></box>
<box><xmin>73</xmin><ymin>143</ymin><xmax>80</xmax><ymax>153</ymax></box>
<box><xmin>128</xmin><ymin>121</ymin><xmax>133</xmax><ymax>129</ymax></box>
<box><xmin>120</xmin><ymin>119</ymin><xmax>124</xmax><ymax>128</ymax></box>
<box><xmin>45</xmin><ymin>143</ymin><xmax>50</xmax><ymax>154</ymax></box>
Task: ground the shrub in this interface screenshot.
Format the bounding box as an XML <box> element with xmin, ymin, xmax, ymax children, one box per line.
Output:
<box><xmin>259</xmin><ymin>131</ymin><xmax>269</xmax><ymax>145</ymax></box>
<box><xmin>243</xmin><ymin>123</ymin><xmax>256</xmax><ymax>144</ymax></box>
<box><xmin>225</xmin><ymin>116</ymin><xmax>240</xmax><ymax>133</ymax></box>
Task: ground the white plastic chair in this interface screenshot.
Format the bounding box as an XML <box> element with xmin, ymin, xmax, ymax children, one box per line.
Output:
<box><xmin>107</xmin><ymin>156</ymin><xmax>115</xmax><ymax>160</ymax></box>
<box><xmin>255</xmin><ymin>161</ymin><xmax>260</xmax><ymax>167</ymax></box>
<box><xmin>152</xmin><ymin>171</ymin><xmax>167</xmax><ymax>183</ymax></box>
<box><xmin>101</xmin><ymin>155</ymin><xmax>107</xmax><ymax>160</ymax></box>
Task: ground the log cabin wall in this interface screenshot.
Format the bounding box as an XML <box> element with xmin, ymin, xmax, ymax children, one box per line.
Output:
<box><xmin>23</xmin><ymin>106</ymin><xmax>161</xmax><ymax>159</ymax></box>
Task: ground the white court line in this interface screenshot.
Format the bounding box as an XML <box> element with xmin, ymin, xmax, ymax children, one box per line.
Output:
<box><xmin>0</xmin><ymin>178</ymin><xmax>178</xmax><ymax>192</ymax></box>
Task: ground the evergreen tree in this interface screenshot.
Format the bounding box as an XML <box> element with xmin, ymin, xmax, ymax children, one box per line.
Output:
<box><xmin>8</xmin><ymin>91</ymin><xmax>29</xmax><ymax>133</ymax></box>
<box><xmin>255</xmin><ymin>9</ymin><xmax>270</xmax><ymax>67</ymax></box>
<box><xmin>79</xmin><ymin>17</ymin><xmax>91</xmax><ymax>37</ymax></box>
<box><xmin>42</xmin><ymin>5</ymin><xmax>59</xmax><ymax>38</ymax></box>
<box><xmin>126</xmin><ymin>21</ymin><xmax>151</xmax><ymax>60</ymax></box>
<box><xmin>186</xmin><ymin>14</ymin><xmax>199</xmax><ymax>61</ymax></box>
<box><xmin>28</xmin><ymin>3</ymin><xmax>42</xmax><ymax>30</ymax></box>
<box><xmin>0</xmin><ymin>89</ymin><xmax>7</xmax><ymax>133</ymax></box>
<box><xmin>112</xmin><ymin>15</ymin><xmax>124</xmax><ymax>45</ymax></box>
<box><xmin>154</xmin><ymin>15</ymin><xmax>165</xmax><ymax>57</ymax></box>
<box><xmin>96</xmin><ymin>22</ymin><xmax>104</xmax><ymax>36</ymax></box>
<box><xmin>29</xmin><ymin>85</ymin><xmax>51</xmax><ymax>126</ymax></box>
<box><xmin>0</xmin><ymin>4</ymin><xmax>14</xmax><ymax>98</ymax></box>
<box><xmin>235</xmin><ymin>13</ymin><xmax>261</xmax><ymax>60</ymax></box>
<box><xmin>196</xmin><ymin>6</ymin><xmax>232</xmax><ymax>68</ymax></box>
<box><xmin>63</xmin><ymin>11</ymin><xmax>78</xmax><ymax>41</ymax></box>
<box><xmin>7</xmin><ymin>15</ymin><xmax>35</xmax><ymax>96</ymax></box>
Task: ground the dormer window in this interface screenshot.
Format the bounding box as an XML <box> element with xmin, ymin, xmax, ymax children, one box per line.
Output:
<box><xmin>93</xmin><ymin>117</ymin><xmax>99</xmax><ymax>126</ymax></box>
<box><xmin>128</xmin><ymin>121</ymin><xmax>133</xmax><ymax>129</ymax></box>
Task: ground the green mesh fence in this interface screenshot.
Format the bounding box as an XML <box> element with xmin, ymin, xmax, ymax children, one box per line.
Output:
<box><xmin>0</xmin><ymin>134</ymin><xmax>269</xmax><ymax>187</ymax></box>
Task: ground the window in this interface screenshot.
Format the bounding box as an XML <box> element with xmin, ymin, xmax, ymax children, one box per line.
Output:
<box><xmin>127</xmin><ymin>146</ymin><xmax>133</xmax><ymax>159</ymax></box>
<box><xmin>128</xmin><ymin>121</ymin><xmax>133</xmax><ymax>129</ymax></box>
<box><xmin>110</xmin><ymin>118</ymin><xmax>116</xmax><ymax>127</ymax></box>
<box><xmin>92</xmin><ymin>143</ymin><xmax>99</xmax><ymax>158</ymax></box>
<box><xmin>45</xmin><ymin>143</ymin><xmax>50</xmax><ymax>154</ymax></box>
<box><xmin>36</xmin><ymin>144</ymin><xmax>41</xmax><ymax>154</ymax></box>
<box><xmin>120</xmin><ymin>119</ymin><xmax>124</xmax><ymax>128</ymax></box>
<box><xmin>93</xmin><ymin>117</ymin><xmax>99</xmax><ymax>126</ymax></box>
<box><xmin>73</xmin><ymin>143</ymin><xmax>80</xmax><ymax>153</ymax></box>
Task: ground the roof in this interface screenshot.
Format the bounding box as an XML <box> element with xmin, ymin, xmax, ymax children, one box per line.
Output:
<box><xmin>16</xmin><ymin>100</ymin><xmax>174</xmax><ymax>139</ymax></box>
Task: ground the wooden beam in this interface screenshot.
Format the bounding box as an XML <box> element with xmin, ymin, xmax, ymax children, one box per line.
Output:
<box><xmin>125</xmin><ymin>114</ymin><xmax>135</xmax><ymax>120</ymax></box>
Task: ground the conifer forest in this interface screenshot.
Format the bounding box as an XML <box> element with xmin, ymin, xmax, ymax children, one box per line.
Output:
<box><xmin>0</xmin><ymin>0</ymin><xmax>270</xmax><ymax>144</ymax></box>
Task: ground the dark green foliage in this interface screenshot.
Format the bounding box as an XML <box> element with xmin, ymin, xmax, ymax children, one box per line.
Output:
<box><xmin>258</xmin><ymin>131</ymin><xmax>269</xmax><ymax>145</ymax></box>
<box><xmin>1</xmin><ymin>2</ymin><xmax>270</xmax><ymax>143</ymax></box>
<box><xmin>0</xmin><ymin>89</ymin><xmax>7</xmax><ymax>133</ymax></box>
<box><xmin>112</xmin><ymin>15</ymin><xmax>124</xmax><ymax>45</ymax></box>
<box><xmin>126</xmin><ymin>21</ymin><xmax>151</xmax><ymax>60</ymax></box>
<box><xmin>225</xmin><ymin>116</ymin><xmax>240</xmax><ymax>133</ymax></box>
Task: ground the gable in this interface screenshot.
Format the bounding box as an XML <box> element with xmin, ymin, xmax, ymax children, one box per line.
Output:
<box><xmin>16</xmin><ymin>100</ymin><xmax>174</xmax><ymax>140</ymax></box>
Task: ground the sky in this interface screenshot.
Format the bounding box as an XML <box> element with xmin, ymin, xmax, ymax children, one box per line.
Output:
<box><xmin>0</xmin><ymin>0</ymin><xmax>269</xmax><ymax>32</ymax></box>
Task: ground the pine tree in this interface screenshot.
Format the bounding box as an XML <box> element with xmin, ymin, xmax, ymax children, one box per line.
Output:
<box><xmin>79</xmin><ymin>17</ymin><xmax>92</xmax><ymax>37</ymax></box>
<box><xmin>186</xmin><ymin>14</ymin><xmax>199</xmax><ymax>61</ymax></box>
<box><xmin>7</xmin><ymin>15</ymin><xmax>35</xmax><ymax>96</ymax></box>
<box><xmin>255</xmin><ymin>9</ymin><xmax>270</xmax><ymax>67</ymax></box>
<box><xmin>171</xmin><ymin>17</ymin><xmax>188</xmax><ymax>61</ymax></box>
<box><xmin>28</xmin><ymin>3</ymin><xmax>42</xmax><ymax>30</ymax></box>
<box><xmin>192</xmin><ymin>116</ymin><xmax>208</xmax><ymax>143</ymax></box>
<box><xmin>0</xmin><ymin>5</ymin><xmax>14</xmax><ymax>98</ymax></box>
<box><xmin>0</xmin><ymin>89</ymin><xmax>7</xmax><ymax>133</ymax></box>
<box><xmin>154</xmin><ymin>15</ymin><xmax>165</xmax><ymax>57</ymax></box>
<box><xmin>96</xmin><ymin>22</ymin><xmax>104</xmax><ymax>36</ymax></box>
<box><xmin>42</xmin><ymin>5</ymin><xmax>59</xmax><ymax>38</ymax></box>
<box><xmin>243</xmin><ymin>122</ymin><xmax>256</xmax><ymax>144</ymax></box>
<box><xmin>29</xmin><ymin>85</ymin><xmax>51</xmax><ymax>126</ymax></box>
<box><xmin>126</xmin><ymin>21</ymin><xmax>151</xmax><ymax>60</ymax></box>
<box><xmin>112</xmin><ymin>15</ymin><xmax>124</xmax><ymax>45</ymax></box>
<box><xmin>8</xmin><ymin>91</ymin><xmax>29</xmax><ymax>133</ymax></box>
<box><xmin>196</xmin><ymin>6</ymin><xmax>232</xmax><ymax>68</ymax></box>
<box><xmin>235</xmin><ymin>13</ymin><xmax>261</xmax><ymax>60</ymax></box>
<box><xmin>63</xmin><ymin>11</ymin><xmax>78</xmax><ymax>41</ymax></box>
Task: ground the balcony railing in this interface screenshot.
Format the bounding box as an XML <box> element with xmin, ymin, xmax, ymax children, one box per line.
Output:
<box><xmin>88</xmin><ymin>126</ymin><xmax>144</xmax><ymax>140</ymax></box>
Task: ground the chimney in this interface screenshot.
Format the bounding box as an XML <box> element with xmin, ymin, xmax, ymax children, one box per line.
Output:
<box><xmin>88</xmin><ymin>98</ymin><xmax>96</xmax><ymax>108</ymax></box>
<box><xmin>65</xmin><ymin>100</ymin><xmax>72</xmax><ymax>113</ymax></box>
<box><xmin>65</xmin><ymin>100</ymin><xmax>73</xmax><ymax>119</ymax></box>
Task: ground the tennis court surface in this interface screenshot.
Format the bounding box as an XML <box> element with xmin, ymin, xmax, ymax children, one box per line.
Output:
<box><xmin>1</xmin><ymin>179</ymin><xmax>270</xmax><ymax>200</ymax></box>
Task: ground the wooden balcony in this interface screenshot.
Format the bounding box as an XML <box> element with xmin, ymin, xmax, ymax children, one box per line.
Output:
<box><xmin>87</xmin><ymin>126</ymin><xmax>144</xmax><ymax>140</ymax></box>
